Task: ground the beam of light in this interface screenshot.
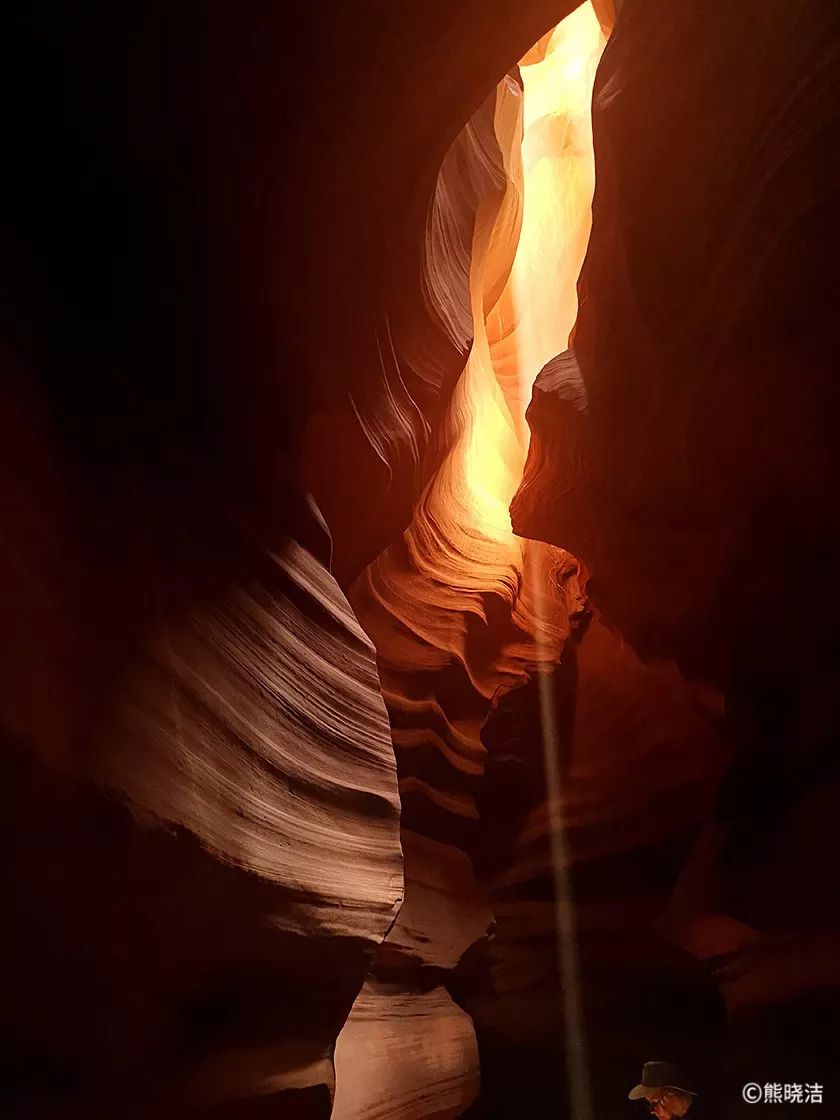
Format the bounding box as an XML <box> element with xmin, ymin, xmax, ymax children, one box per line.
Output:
<box><xmin>493</xmin><ymin>6</ymin><xmax>606</xmax><ymax>1118</ymax></box>
<box><xmin>521</xmin><ymin>11</ymin><xmax>604</xmax><ymax>1119</ymax></box>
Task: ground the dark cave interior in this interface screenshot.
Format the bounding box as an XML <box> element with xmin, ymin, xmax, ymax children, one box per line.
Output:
<box><xmin>2</xmin><ymin>1</ymin><xmax>840</xmax><ymax>1117</ymax></box>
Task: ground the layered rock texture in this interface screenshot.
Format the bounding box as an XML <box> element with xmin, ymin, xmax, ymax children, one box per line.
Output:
<box><xmin>3</xmin><ymin>0</ymin><xmax>840</xmax><ymax>1117</ymax></box>
<box><xmin>2</xmin><ymin>390</ymin><xmax>403</xmax><ymax>1116</ymax></box>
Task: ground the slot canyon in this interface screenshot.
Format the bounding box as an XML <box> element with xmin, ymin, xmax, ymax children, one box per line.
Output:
<box><xmin>2</xmin><ymin>0</ymin><xmax>839</xmax><ymax>1117</ymax></box>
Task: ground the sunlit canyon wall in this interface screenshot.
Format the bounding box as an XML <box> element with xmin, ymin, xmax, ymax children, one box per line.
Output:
<box><xmin>334</xmin><ymin>12</ymin><xmax>603</xmax><ymax>1116</ymax></box>
<box><xmin>2</xmin><ymin>0</ymin><xmax>840</xmax><ymax>1117</ymax></box>
<box><xmin>333</xmin><ymin>5</ymin><xmax>732</xmax><ymax>1117</ymax></box>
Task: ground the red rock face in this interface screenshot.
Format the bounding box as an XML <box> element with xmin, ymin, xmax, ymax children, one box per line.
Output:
<box><xmin>511</xmin><ymin>0</ymin><xmax>840</xmax><ymax>1107</ymax></box>
<box><xmin>3</xmin><ymin>0</ymin><xmax>840</xmax><ymax>1116</ymax></box>
<box><xmin>513</xmin><ymin>0</ymin><xmax>840</xmax><ymax>686</ymax></box>
<box><xmin>1</xmin><ymin>379</ymin><xmax>403</xmax><ymax>1116</ymax></box>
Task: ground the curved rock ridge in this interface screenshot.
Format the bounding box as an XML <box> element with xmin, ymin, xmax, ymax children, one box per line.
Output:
<box><xmin>333</xmin><ymin>830</ymin><xmax>488</xmax><ymax>1120</ymax></box>
<box><xmin>334</xmin><ymin>980</ymin><xmax>480</xmax><ymax>1120</ymax></box>
<box><xmin>421</xmin><ymin>89</ymin><xmax>508</xmax><ymax>356</ymax></box>
<box><xmin>1</xmin><ymin>393</ymin><xmax>402</xmax><ymax>1116</ymax></box>
<box><xmin>93</xmin><ymin>501</ymin><xmax>403</xmax><ymax>940</ymax></box>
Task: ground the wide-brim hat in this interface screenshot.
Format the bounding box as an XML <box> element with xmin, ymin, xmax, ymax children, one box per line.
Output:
<box><xmin>629</xmin><ymin>1061</ymin><xmax>697</xmax><ymax>1100</ymax></box>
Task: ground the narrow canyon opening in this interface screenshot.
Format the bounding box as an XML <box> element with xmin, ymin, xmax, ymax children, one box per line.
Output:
<box><xmin>335</xmin><ymin>6</ymin><xmax>610</xmax><ymax>1117</ymax></box>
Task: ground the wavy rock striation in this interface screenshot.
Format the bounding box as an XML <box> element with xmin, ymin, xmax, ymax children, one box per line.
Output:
<box><xmin>1</xmin><ymin>380</ymin><xmax>401</xmax><ymax>1116</ymax></box>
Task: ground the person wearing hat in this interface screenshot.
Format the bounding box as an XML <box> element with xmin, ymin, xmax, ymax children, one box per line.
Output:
<box><xmin>628</xmin><ymin>1061</ymin><xmax>697</xmax><ymax>1118</ymax></box>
